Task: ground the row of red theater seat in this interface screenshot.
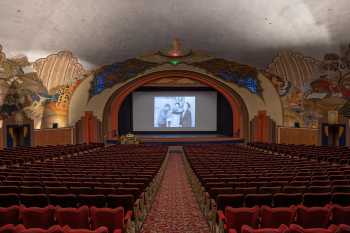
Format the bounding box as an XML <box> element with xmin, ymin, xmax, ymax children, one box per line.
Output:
<box><xmin>0</xmin><ymin>144</ymin><xmax>103</xmax><ymax>167</ymax></box>
<box><xmin>250</xmin><ymin>142</ymin><xmax>350</xmax><ymax>165</ymax></box>
<box><xmin>0</xmin><ymin>225</ymin><xmax>110</xmax><ymax>233</ymax></box>
<box><xmin>183</xmin><ymin>144</ymin><xmax>350</xmax><ymax>232</ymax></box>
<box><xmin>0</xmin><ymin>185</ymin><xmax>144</xmax><ymax>195</ymax></box>
<box><xmin>218</xmin><ymin>205</ymin><xmax>350</xmax><ymax>233</ymax></box>
<box><xmin>0</xmin><ymin>144</ymin><xmax>166</xmax><ymax>199</ymax></box>
<box><xmin>0</xmin><ymin>205</ymin><xmax>130</xmax><ymax>233</ymax></box>
<box><xmin>215</xmin><ymin>192</ymin><xmax>350</xmax><ymax>209</ymax></box>
<box><xmin>229</xmin><ymin>224</ymin><xmax>350</xmax><ymax>233</ymax></box>
<box><xmin>0</xmin><ymin>144</ymin><xmax>168</xmax><ymax>233</ymax></box>
<box><xmin>0</xmin><ymin>193</ymin><xmax>135</xmax><ymax>209</ymax></box>
<box><xmin>184</xmin><ymin>144</ymin><xmax>350</xmax><ymax>208</ymax></box>
<box><xmin>208</xmin><ymin>184</ymin><xmax>350</xmax><ymax>195</ymax></box>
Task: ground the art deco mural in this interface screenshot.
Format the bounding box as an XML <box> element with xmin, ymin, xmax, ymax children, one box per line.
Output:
<box><xmin>265</xmin><ymin>44</ymin><xmax>350</xmax><ymax>128</ymax></box>
<box><xmin>0</xmin><ymin>46</ymin><xmax>86</xmax><ymax>129</ymax></box>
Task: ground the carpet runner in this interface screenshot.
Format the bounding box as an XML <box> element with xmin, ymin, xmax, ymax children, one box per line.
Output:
<box><xmin>140</xmin><ymin>151</ymin><xmax>210</xmax><ymax>233</ymax></box>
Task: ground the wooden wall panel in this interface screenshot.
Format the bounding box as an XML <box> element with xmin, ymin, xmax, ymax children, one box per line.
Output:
<box><xmin>33</xmin><ymin>127</ymin><xmax>73</xmax><ymax>146</ymax></box>
<box><xmin>75</xmin><ymin>111</ymin><xmax>102</xmax><ymax>144</ymax></box>
<box><xmin>278</xmin><ymin>127</ymin><xmax>320</xmax><ymax>145</ymax></box>
<box><xmin>250</xmin><ymin>111</ymin><xmax>276</xmax><ymax>143</ymax></box>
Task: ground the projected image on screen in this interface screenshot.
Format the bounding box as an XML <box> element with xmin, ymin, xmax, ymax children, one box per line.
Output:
<box><xmin>154</xmin><ymin>96</ymin><xmax>195</xmax><ymax>128</ymax></box>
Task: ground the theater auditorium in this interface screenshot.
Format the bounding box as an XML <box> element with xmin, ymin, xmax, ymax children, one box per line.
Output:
<box><xmin>0</xmin><ymin>1</ymin><xmax>350</xmax><ymax>233</ymax></box>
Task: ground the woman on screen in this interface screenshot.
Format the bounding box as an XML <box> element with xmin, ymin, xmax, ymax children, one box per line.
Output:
<box><xmin>180</xmin><ymin>102</ymin><xmax>192</xmax><ymax>128</ymax></box>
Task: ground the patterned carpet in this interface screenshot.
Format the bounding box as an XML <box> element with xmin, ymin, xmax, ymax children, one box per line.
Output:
<box><xmin>140</xmin><ymin>152</ymin><xmax>210</xmax><ymax>233</ymax></box>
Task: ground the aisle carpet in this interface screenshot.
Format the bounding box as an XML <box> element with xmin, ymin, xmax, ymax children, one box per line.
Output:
<box><xmin>140</xmin><ymin>152</ymin><xmax>210</xmax><ymax>233</ymax></box>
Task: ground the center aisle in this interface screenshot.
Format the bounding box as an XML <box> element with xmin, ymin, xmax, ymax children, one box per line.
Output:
<box><xmin>140</xmin><ymin>150</ymin><xmax>210</xmax><ymax>233</ymax></box>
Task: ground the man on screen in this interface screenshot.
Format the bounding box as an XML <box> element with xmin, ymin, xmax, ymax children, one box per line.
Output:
<box><xmin>172</xmin><ymin>102</ymin><xmax>184</xmax><ymax>127</ymax></box>
<box><xmin>157</xmin><ymin>104</ymin><xmax>172</xmax><ymax>127</ymax></box>
<box><xmin>180</xmin><ymin>102</ymin><xmax>192</xmax><ymax>127</ymax></box>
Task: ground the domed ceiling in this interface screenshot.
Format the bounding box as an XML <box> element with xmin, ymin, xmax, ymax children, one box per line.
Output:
<box><xmin>0</xmin><ymin>0</ymin><xmax>349</xmax><ymax>69</ymax></box>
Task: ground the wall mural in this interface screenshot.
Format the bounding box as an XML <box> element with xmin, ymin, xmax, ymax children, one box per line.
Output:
<box><xmin>265</xmin><ymin>44</ymin><xmax>350</xmax><ymax>128</ymax></box>
<box><xmin>0</xmin><ymin>46</ymin><xmax>86</xmax><ymax>129</ymax></box>
<box><xmin>2</xmin><ymin>40</ymin><xmax>350</xmax><ymax>131</ymax></box>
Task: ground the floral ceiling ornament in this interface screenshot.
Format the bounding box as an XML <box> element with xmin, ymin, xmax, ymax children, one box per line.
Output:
<box><xmin>159</xmin><ymin>38</ymin><xmax>192</xmax><ymax>58</ymax></box>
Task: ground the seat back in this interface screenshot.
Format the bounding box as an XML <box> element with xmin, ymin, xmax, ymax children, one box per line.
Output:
<box><xmin>0</xmin><ymin>206</ymin><xmax>19</xmax><ymax>225</ymax></box>
<box><xmin>20</xmin><ymin>206</ymin><xmax>55</xmax><ymax>229</ymax></box>
<box><xmin>90</xmin><ymin>207</ymin><xmax>124</xmax><ymax>233</ymax></box>
<box><xmin>260</xmin><ymin>205</ymin><xmax>296</xmax><ymax>228</ymax></box>
<box><xmin>55</xmin><ymin>206</ymin><xmax>89</xmax><ymax>229</ymax></box>
<box><xmin>225</xmin><ymin>206</ymin><xmax>259</xmax><ymax>231</ymax></box>
<box><xmin>296</xmin><ymin>206</ymin><xmax>330</xmax><ymax>228</ymax></box>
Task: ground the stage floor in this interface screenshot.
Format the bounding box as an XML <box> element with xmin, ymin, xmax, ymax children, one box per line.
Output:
<box><xmin>135</xmin><ymin>134</ymin><xmax>243</xmax><ymax>144</ymax></box>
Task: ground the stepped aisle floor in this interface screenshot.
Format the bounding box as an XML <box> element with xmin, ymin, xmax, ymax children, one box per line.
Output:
<box><xmin>140</xmin><ymin>151</ymin><xmax>210</xmax><ymax>233</ymax></box>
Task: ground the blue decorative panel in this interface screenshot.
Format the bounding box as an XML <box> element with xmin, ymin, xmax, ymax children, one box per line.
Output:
<box><xmin>193</xmin><ymin>59</ymin><xmax>262</xmax><ymax>97</ymax></box>
<box><xmin>89</xmin><ymin>59</ymin><xmax>157</xmax><ymax>98</ymax></box>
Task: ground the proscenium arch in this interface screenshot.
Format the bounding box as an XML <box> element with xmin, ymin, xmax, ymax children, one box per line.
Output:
<box><xmin>102</xmin><ymin>70</ymin><xmax>249</xmax><ymax>140</ymax></box>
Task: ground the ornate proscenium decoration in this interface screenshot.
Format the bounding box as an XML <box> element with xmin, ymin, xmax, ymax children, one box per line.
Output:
<box><xmin>90</xmin><ymin>59</ymin><xmax>158</xmax><ymax>97</ymax></box>
<box><xmin>193</xmin><ymin>58</ymin><xmax>263</xmax><ymax>97</ymax></box>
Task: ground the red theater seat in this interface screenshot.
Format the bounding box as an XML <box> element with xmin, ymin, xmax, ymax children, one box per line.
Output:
<box><xmin>289</xmin><ymin>224</ymin><xmax>338</xmax><ymax>233</ymax></box>
<box><xmin>224</xmin><ymin>206</ymin><xmax>259</xmax><ymax>232</ymax></box>
<box><xmin>0</xmin><ymin>206</ymin><xmax>19</xmax><ymax>225</ymax></box>
<box><xmin>331</xmin><ymin>205</ymin><xmax>350</xmax><ymax>225</ymax></box>
<box><xmin>245</xmin><ymin>194</ymin><xmax>273</xmax><ymax>207</ymax></box>
<box><xmin>216</xmin><ymin>194</ymin><xmax>245</xmax><ymax>210</ymax></box>
<box><xmin>273</xmin><ymin>193</ymin><xmax>303</xmax><ymax>207</ymax></box>
<box><xmin>331</xmin><ymin>193</ymin><xmax>350</xmax><ymax>206</ymax></box>
<box><xmin>45</xmin><ymin>187</ymin><xmax>70</xmax><ymax>195</ymax></box>
<box><xmin>240</xmin><ymin>224</ymin><xmax>289</xmax><ymax>233</ymax></box>
<box><xmin>55</xmin><ymin>206</ymin><xmax>89</xmax><ymax>229</ymax></box>
<box><xmin>106</xmin><ymin>195</ymin><xmax>134</xmax><ymax>211</ymax></box>
<box><xmin>20</xmin><ymin>194</ymin><xmax>49</xmax><ymax>207</ymax></box>
<box><xmin>302</xmin><ymin>193</ymin><xmax>332</xmax><ymax>207</ymax></box>
<box><xmin>0</xmin><ymin>194</ymin><xmax>19</xmax><ymax>207</ymax></box>
<box><xmin>296</xmin><ymin>206</ymin><xmax>330</xmax><ymax>228</ymax></box>
<box><xmin>260</xmin><ymin>205</ymin><xmax>296</xmax><ymax>228</ymax></box>
<box><xmin>48</xmin><ymin>194</ymin><xmax>78</xmax><ymax>208</ymax></box>
<box><xmin>78</xmin><ymin>195</ymin><xmax>105</xmax><ymax>208</ymax></box>
<box><xmin>90</xmin><ymin>207</ymin><xmax>125</xmax><ymax>233</ymax></box>
<box><xmin>20</xmin><ymin>206</ymin><xmax>55</xmax><ymax>229</ymax></box>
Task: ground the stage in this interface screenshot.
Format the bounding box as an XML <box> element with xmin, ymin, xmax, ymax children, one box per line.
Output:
<box><xmin>107</xmin><ymin>134</ymin><xmax>244</xmax><ymax>145</ymax></box>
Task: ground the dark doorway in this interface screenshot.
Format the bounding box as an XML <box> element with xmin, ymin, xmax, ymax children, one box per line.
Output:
<box><xmin>321</xmin><ymin>124</ymin><xmax>346</xmax><ymax>146</ymax></box>
<box><xmin>6</xmin><ymin>124</ymin><xmax>31</xmax><ymax>148</ymax></box>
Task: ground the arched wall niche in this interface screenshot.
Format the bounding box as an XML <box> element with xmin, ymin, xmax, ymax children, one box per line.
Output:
<box><xmin>102</xmin><ymin>70</ymin><xmax>250</xmax><ymax>140</ymax></box>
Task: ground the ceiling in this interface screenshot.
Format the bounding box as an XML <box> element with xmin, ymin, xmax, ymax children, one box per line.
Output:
<box><xmin>0</xmin><ymin>0</ymin><xmax>349</xmax><ymax>69</ymax></box>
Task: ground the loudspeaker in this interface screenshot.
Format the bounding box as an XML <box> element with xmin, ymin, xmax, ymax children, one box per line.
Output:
<box><xmin>52</xmin><ymin>123</ymin><xmax>58</xmax><ymax>128</ymax></box>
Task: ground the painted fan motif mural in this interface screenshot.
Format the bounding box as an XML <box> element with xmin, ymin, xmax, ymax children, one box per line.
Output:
<box><xmin>265</xmin><ymin>44</ymin><xmax>350</xmax><ymax>128</ymax></box>
<box><xmin>0</xmin><ymin>46</ymin><xmax>86</xmax><ymax>129</ymax></box>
